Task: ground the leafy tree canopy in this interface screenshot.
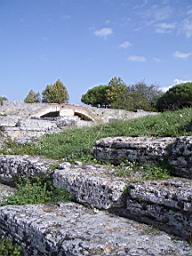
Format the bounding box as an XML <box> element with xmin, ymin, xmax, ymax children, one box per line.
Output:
<box><xmin>81</xmin><ymin>85</ymin><xmax>110</xmax><ymax>107</ymax></box>
<box><xmin>156</xmin><ymin>83</ymin><xmax>192</xmax><ymax>111</ymax></box>
<box><xmin>24</xmin><ymin>90</ymin><xmax>41</xmax><ymax>103</ymax></box>
<box><xmin>42</xmin><ymin>80</ymin><xmax>69</xmax><ymax>104</ymax></box>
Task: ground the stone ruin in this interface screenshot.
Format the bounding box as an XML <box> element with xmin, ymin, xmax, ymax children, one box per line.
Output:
<box><xmin>0</xmin><ymin>136</ymin><xmax>191</xmax><ymax>255</ymax></box>
<box><xmin>0</xmin><ymin>102</ymin><xmax>158</xmax><ymax>147</ymax></box>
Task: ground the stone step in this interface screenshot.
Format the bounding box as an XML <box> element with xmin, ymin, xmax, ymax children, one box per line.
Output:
<box><xmin>0</xmin><ymin>203</ymin><xmax>191</xmax><ymax>256</ymax></box>
<box><xmin>124</xmin><ymin>178</ymin><xmax>192</xmax><ymax>240</ymax></box>
<box><xmin>93</xmin><ymin>136</ymin><xmax>176</xmax><ymax>164</ymax></box>
<box><xmin>53</xmin><ymin>164</ymin><xmax>192</xmax><ymax>240</ymax></box>
<box><xmin>93</xmin><ymin>136</ymin><xmax>192</xmax><ymax>179</ymax></box>
<box><xmin>53</xmin><ymin>163</ymin><xmax>128</xmax><ymax>210</ymax></box>
<box><xmin>0</xmin><ymin>155</ymin><xmax>58</xmax><ymax>186</ymax></box>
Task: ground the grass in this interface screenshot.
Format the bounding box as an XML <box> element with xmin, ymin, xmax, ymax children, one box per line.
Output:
<box><xmin>0</xmin><ymin>239</ymin><xmax>22</xmax><ymax>256</ymax></box>
<box><xmin>115</xmin><ymin>161</ymin><xmax>171</xmax><ymax>181</ymax></box>
<box><xmin>1</xmin><ymin>178</ymin><xmax>73</xmax><ymax>206</ymax></box>
<box><xmin>1</xmin><ymin>108</ymin><xmax>192</xmax><ymax>163</ymax></box>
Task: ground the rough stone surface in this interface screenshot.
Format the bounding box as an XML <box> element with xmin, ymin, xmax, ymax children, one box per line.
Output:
<box><xmin>169</xmin><ymin>136</ymin><xmax>192</xmax><ymax>178</ymax></box>
<box><xmin>0</xmin><ymin>102</ymin><xmax>159</xmax><ymax>145</ymax></box>
<box><xmin>124</xmin><ymin>178</ymin><xmax>192</xmax><ymax>239</ymax></box>
<box><xmin>90</xmin><ymin>107</ymin><xmax>159</xmax><ymax>123</ymax></box>
<box><xmin>53</xmin><ymin>164</ymin><xmax>127</xmax><ymax>209</ymax></box>
<box><xmin>94</xmin><ymin>136</ymin><xmax>176</xmax><ymax>164</ymax></box>
<box><xmin>0</xmin><ymin>155</ymin><xmax>57</xmax><ymax>185</ymax></box>
<box><xmin>0</xmin><ymin>203</ymin><xmax>191</xmax><ymax>256</ymax></box>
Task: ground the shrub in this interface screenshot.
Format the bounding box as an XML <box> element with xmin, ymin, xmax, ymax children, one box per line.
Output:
<box><xmin>42</xmin><ymin>80</ymin><xmax>69</xmax><ymax>104</ymax></box>
<box><xmin>157</xmin><ymin>83</ymin><xmax>192</xmax><ymax>111</ymax></box>
<box><xmin>24</xmin><ymin>90</ymin><xmax>41</xmax><ymax>103</ymax></box>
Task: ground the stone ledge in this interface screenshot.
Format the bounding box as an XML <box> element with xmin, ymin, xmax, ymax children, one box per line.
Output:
<box><xmin>169</xmin><ymin>136</ymin><xmax>192</xmax><ymax>178</ymax></box>
<box><xmin>124</xmin><ymin>178</ymin><xmax>192</xmax><ymax>239</ymax></box>
<box><xmin>0</xmin><ymin>203</ymin><xmax>191</xmax><ymax>256</ymax></box>
<box><xmin>0</xmin><ymin>155</ymin><xmax>57</xmax><ymax>186</ymax></box>
<box><xmin>94</xmin><ymin>137</ymin><xmax>176</xmax><ymax>164</ymax></box>
<box><xmin>53</xmin><ymin>164</ymin><xmax>127</xmax><ymax>209</ymax></box>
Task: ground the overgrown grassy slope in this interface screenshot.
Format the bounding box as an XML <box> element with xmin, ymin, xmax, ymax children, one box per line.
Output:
<box><xmin>2</xmin><ymin>108</ymin><xmax>192</xmax><ymax>162</ymax></box>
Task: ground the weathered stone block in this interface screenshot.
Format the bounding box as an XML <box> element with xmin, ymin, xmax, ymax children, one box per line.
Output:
<box><xmin>169</xmin><ymin>136</ymin><xmax>192</xmax><ymax>178</ymax></box>
<box><xmin>94</xmin><ymin>137</ymin><xmax>176</xmax><ymax>164</ymax></box>
<box><xmin>0</xmin><ymin>155</ymin><xmax>57</xmax><ymax>185</ymax></box>
<box><xmin>53</xmin><ymin>164</ymin><xmax>127</xmax><ymax>209</ymax></box>
<box><xmin>124</xmin><ymin>178</ymin><xmax>192</xmax><ymax>239</ymax></box>
<box><xmin>0</xmin><ymin>203</ymin><xmax>191</xmax><ymax>256</ymax></box>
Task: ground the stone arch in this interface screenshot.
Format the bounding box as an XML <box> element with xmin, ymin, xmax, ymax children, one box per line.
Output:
<box><xmin>74</xmin><ymin>111</ymin><xmax>94</xmax><ymax>121</ymax></box>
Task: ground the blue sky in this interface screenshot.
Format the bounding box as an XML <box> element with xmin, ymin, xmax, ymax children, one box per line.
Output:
<box><xmin>0</xmin><ymin>0</ymin><xmax>192</xmax><ymax>103</ymax></box>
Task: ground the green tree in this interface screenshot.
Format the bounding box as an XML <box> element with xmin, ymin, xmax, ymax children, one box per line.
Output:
<box><xmin>107</xmin><ymin>77</ymin><xmax>128</xmax><ymax>108</ymax></box>
<box><xmin>42</xmin><ymin>80</ymin><xmax>69</xmax><ymax>104</ymax></box>
<box><xmin>130</xmin><ymin>82</ymin><xmax>163</xmax><ymax>103</ymax></box>
<box><xmin>156</xmin><ymin>83</ymin><xmax>192</xmax><ymax>111</ymax></box>
<box><xmin>24</xmin><ymin>90</ymin><xmax>41</xmax><ymax>103</ymax></box>
<box><xmin>0</xmin><ymin>96</ymin><xmax>7</xmax><ymax>106</ymax></box>
<box><xmin>81</xmin><ymin>85</ymin><xmax>110</xmax><ymax>107</ymax></box>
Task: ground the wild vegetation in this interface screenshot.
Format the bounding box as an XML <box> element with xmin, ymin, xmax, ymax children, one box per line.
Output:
<box><xmin>1</xmin><ymin>177</ymin><xmax>73</xmax><ymax>206</ymax></box>
<box><xmin>0</xmin><ymin>239</ymin><xmax>22</xmax><ymax>256</ymax></box>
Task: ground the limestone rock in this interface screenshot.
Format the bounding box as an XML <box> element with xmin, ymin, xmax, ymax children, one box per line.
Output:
<box><xmin>94</xmin><ymin>136</ymin><xmax>176</xmax><ymax>164</ymax></box>
<box><xmin>169</xmin><ymin>136</ymin><xmax>192</xmax><ymax>178</ymax></box>
<box><xmin>0</xmin><ymin>203</ymin><xmax>191</xmax><ymax>256</ymax></box>
<box><xmin>53</xmin><ymin>165</ymin><xmax>127</xmax><ymax>209</ymax></box>
<box><xmin>125</xmin><ymin>178</ymin><xmax>192</xmax><ymax>239</ymax></box>
<box><xmin>0</xmin><ymin>155</ymin><xmax>57</xmax><ymax>185</ymax></box>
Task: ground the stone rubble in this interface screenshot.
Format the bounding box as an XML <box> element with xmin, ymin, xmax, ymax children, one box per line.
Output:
<box><xmin>0</xmin><ymin>203</ymin><xmax>191</xmax><ymax>256</ymax></box>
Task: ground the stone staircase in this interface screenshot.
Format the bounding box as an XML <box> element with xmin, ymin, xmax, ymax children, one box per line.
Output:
<box><xmin>0</xmin><ymin>136</ymin><xmax>192</xmax><ymax>255</ymax></box>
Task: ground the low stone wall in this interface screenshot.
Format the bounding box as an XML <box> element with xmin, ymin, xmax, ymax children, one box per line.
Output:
<box><xmin>124</xmin><ymin>178</ymin><xmax>192</xmax><ymax>239</ymax></box>
<box><xmin>94</xmin><ymin>136</ymin><xmax>192</xmax><ymax>178</ymax></box>
<box><xmin>169</xmin><ymin>137</ymin><xmax>192</xmax><ymax>179</ymax></box>
<box><xmin>0</xmin><ymin>203</ymin><xmax>191</xmax><ymax>256</ymax></box>
<box><xmin>0</xmin><ymin>155</ymin><xmax>57</xmax><ymax>185</ymax></box>
<box><xmin>94</xmin><ymin>137</ymin><xmax>176</xmax><ymax>164</ymax></box>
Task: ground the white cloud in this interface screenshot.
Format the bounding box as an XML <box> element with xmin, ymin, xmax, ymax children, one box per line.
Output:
<box><xmin>174</xmin><ymin>51</ymin><xmax>192</xmax><ymax>59</ymax></box>
<box><xmin>173</xmin><ymin>79</ymin><xmax>192</xmax><ymax>85</ymax></box>
<box><xmin>94</xmin><ymin>27</ymin><xmax>113</xmax><ymax>38</ymax></box>
<box><xmin>162</xmin><ymin>79</ymin><xmax>192</xmax><ymax>92</ymax></box>
<box><xmin>128</xmin><ymin>55</ymin><xmax>146</xmax><ymax>62</ymax></box>
<box><xmin>155</xmin><ymin>22</ymin><xmax>176</xmax><ymax>33</ymax></box>
<box><xmin>119</xmin><ymin>41</ymin><xmax>132</xmax><ymax>49</ymax></box>
<box><xmin>182</xmin><ymin>17</ymin><xmax>192</xmax><ymax>38</ymax></box>
<box><xmin>144</xmin><ymin>5</ymin><xmax>173</xmax><ymax>26</ymax></box>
